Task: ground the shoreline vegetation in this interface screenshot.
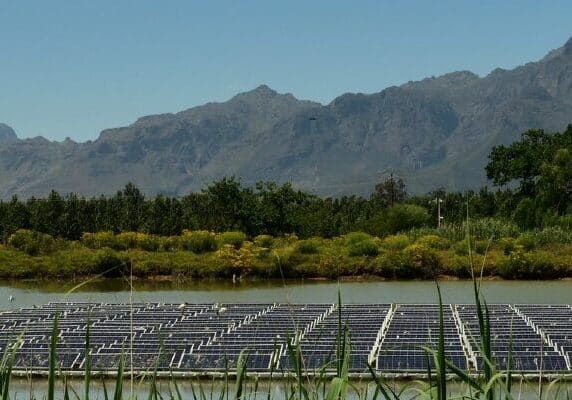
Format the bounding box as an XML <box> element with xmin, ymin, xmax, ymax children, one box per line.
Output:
<box><xmin>1</xmin><ymin>127</ymin><xmax>572</xmax><ymax>281</ymax></box>
<box><xmin>1</xmin><ymin>224</ymin><xmax>571</xmax><ymax>281</ymax></box>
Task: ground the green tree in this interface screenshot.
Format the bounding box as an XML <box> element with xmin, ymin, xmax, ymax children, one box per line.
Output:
<box><xmin>486</xmin><ymin>126</ymin><xmax>572</xmax><ymax>196</ymax></box>
<box><xmin>371</xmin><ymin>173</ymin><xmax>407</xmax><ymax>207</ymax></box>
<box><xmin>369</xmin><ymin>204</ymin><xmax>430</xmax><ymax>235</ymax></box>
<box><xmin>117</xmin><ymin>182</ymin><xmax>145</xmax><ymax>232</ymax></box>
<box><xmin>538</xmin><ymin>148</ymin><xmax>572</xmax><ymax>214</ymax></box>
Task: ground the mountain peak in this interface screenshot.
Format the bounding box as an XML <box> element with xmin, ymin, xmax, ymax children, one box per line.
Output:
<box><xmin>228</xmin><ymin>84</ymin><xmax>311</xmax><ymax>109</ymax></box>
<box><xmin>234</xmin><ymin>84</ymin><xmax>279</xmax><ymax>100</ymax></box>
<box><xmin>563</xmin><ymin>36</ymin><xmax>572</xmax><ymax>53</ymax></box>
<box><xmin>542</xmin><ymin>37</ymin><xmax>572</xmax><ymax>61</ymax></box>
<box><xmin>0</xmin><ymin>123</ymin><xmax>18</xmax><ymax>143</ymax></box>
<box><xmin>253</xmin><ymin>84</ymin><xmax>277</xmax><ymax>95</ymax></box>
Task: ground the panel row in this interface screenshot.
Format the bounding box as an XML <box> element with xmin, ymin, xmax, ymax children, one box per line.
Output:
<box><xmin>0</xmin><ymin>303</ymin><xmax>570</xmax><ymax>374</ymax></box>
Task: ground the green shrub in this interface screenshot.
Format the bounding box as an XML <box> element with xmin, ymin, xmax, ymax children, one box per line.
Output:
<box><xmin>348</xmin><ymin>240</ymin><xmax>379</xmax><ymax>257</ymax></box>
<box><xmin>453</xmin><ymin>238</ymin><xmax>489</xmax><ymax>255</ymax></box>
<box><xmin>467</xmin><ymin>218</ymin><xmax>520</xmax><ymax>240</ymax></box>
<box><xmin>162</xmin><ymin>236</ymin><xmax>182</xmax><ymax>251</ymax></box>
<box><xmin>498</xmin><ymin>237</ymin><xmax>517</xmax><ymax>255</ymax></box>
<box><xmin>474</xmin><ymin>240</ymin><xmax>489</xmax><ymax>255</ymax></box>
<box><xmin>400</xmin><ymin>244</ymin><xmax>440</xmax><ymax>278</ymax></box>
<box><xmin>272</xmin><ymin>248</ymin><xmax>293</xmax><ymax>276</ymax></box>
<box><xmin>8</xmin><ymin>229</ymin><xmax>55</xmax><ymax>256</ymax></box>
<box><xmin>81</xmin><ymin>231</ymin><xmax>116</xmax><ymax>249</ymax></box>
<box><xmin>533</xmin><ymin>226</ymin><xmax>572</xmax><ymax>245</ymax></box>
<box><xmin>181</xmin><ymin>230</ymin><xmax>217</xmax><ymax>254</ymax></box>
<box><xmin>115</xmin><ymin>232</ymin><xmax>139</xmax><ymax>249</ymax></box>
<box><xmin>436</xmin><ymin>224</ymin><xmax>465</xmax><ymax>243</ymax></box>
<box><xmin>556</xmin><ymin>212</ymin><xmax>572</xmax><ymax>229</ymax></box>
<box><xmin>254</xmin><ymin>234</ymin><xmax>274</xmax><ymax>248</ymax></box>
<box><xmin>284</xmin><ymin>233</ymin><xmax>299</xmax><ymax>244</ymax></box>
<box><xmin>137</xmin><ymin>234</ymin><xmax>161</xmax><ymax>252</ymax></box>
<box><xmin>218</xmin><ymin>231</ymin><xmax>247</xmax><ymax>249</ymax></box>
<box><xmin>516</xmin><ymin>233</ymin><xmax>536</xmax><ymax>251</ymax></box>
<box><xmin>380</xmin><ymin>234</ymin><xmax>409</xmax><ymax>250</ymax></box>
<box><xmin>345</xmin><ymin>232</ymin><xmax>372</xmax><ymax>246</ymax></box>
<box><xmin>415</xmin><ymin>234</ymin><xmax>450</xmax><ymax>250</ymax></box>
<box><xmin>295</xmin><ymin>239</ymin><xmax>320</xmax><ymax>254</ymax></box>
<box><xmin>498</xmin><ymin>250</ymin><xmax>564</xmax><ymax>279</ymax></box>
<box><xmin>94</xmin><ymin>249</ymin><xmax>128</xmax><ymax>277</ymax></box>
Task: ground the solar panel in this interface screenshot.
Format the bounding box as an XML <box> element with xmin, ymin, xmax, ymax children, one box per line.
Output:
<box><xmin>0</xmin><ymin>302</ymin><xmax>569</xmax><ymax>375</ymax></box>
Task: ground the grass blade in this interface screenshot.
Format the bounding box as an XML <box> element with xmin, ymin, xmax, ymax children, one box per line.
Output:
<box><xmin>85</xmin><ymin>313</ymin><xmax>92</xmax><ymax>400</ymax></box>
<box><xmin>366</xmin><ymin>361</ymin><xmax>398</xmax><ymax>400</ymax></box>
<box><xmin>234</xmin><ymin>350</ymin><xmax>248</xmax><ymax>400</ymax></box>
<box><xmin>113</xmin><ymin>352</ymin><xmax>124</xmax><ymax>400</ymax></box>
<box><xmin>48</xmin><ymin>313</ymin><xmax>59</xmax><ymax>400</ymax></box>
<box><xmin>101</xmin><ymin>377</ymin><xmax>110</xmax><ymax>400</ymax></box>
<box><xmin>435</xmin><ymin>282</ymin><xmax>446</xmax><ymax>400</ymax></box>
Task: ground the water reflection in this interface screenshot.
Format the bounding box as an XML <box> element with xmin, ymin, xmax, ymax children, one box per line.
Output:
<box><xmin>8</xmin><ymin>377</ymin><xmax>572</xmax><ymax>400</ymax></box>
<box><xmin>0</xmin><ymin>279</ymin><xmax>570</xmax><ymax>311</ymax></box>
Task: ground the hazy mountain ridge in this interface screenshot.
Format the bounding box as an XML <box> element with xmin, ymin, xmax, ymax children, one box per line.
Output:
<box><xmin>0</xmin><ymin>123</ymin><xmax>18</xmax><ymax>144</ymax></box>
<box><xmin>2</xmin><ymin>38</ymin><xmax>572</xmax><ymax>198</ymax></box>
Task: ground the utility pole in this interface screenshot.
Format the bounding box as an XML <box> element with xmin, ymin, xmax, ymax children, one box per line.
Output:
<box><xmin>437</xmin><ymin>198</ymin><xmax>444</xmax><ymax>229</ymax></box>
<box><xmin>430</xmin><ymin>197</ymin><xmax>444</xmax><ymax>228</ymax></box>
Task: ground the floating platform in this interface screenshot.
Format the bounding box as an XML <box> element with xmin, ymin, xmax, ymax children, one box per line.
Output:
<box><xmin>0</xmin><ymin>302</ymin><xmax>571</xmax><ymax>377</ymax></box>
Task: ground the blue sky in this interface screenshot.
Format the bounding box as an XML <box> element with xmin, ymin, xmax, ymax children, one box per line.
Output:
<box><xmin>1</xmin><ymin>1</ymin><xmax>571</xmax><ymax>142</ymax></box>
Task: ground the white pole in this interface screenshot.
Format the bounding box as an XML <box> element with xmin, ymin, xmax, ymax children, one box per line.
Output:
<box><xmin>437</xmin><ymin>198</ymin><xmax>443</xmax><ymax>228</ymax></box>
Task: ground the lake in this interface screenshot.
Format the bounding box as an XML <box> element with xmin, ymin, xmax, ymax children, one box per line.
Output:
<box><xmin>1</xmin><ymin>279</ymin><xmax>571</xmax><ymax>310</ymax></box>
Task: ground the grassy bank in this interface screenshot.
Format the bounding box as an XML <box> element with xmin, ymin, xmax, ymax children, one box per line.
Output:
<box><xmin>1</xmin><ymin>220</ymin><xmax>572</xmax><ymax>280</ymax></box>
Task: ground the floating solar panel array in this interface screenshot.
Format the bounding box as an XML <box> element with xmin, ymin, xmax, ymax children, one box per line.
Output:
<box><xmin>513</xmin><ymin>305</ymin><xmax>572</xmax><ymax>371</ymax></box>
<box><xmin>0</xmin><ymin>303</ymin><xmax>570</xmax><ymax>376</ymax></box>
<box><xmin>455</xmin><ymin>304</ymin><xmax>569</xmax><ymax>372</ymax></box>
<box><xmin>376</xmin><ymin>304</ymin><xmax>468</xmax><ymax>372</ymax></box>
<box><xmin>280</xmin><ymin>304</ymin><xmax>390</xmax><ymax>372</ymax></box>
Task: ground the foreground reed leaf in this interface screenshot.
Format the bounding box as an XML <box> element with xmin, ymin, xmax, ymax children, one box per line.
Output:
<box><xmin>48</xmin><ymin>313</ymin><xmax>59</xmax><ymax>400</ymax></box>
<box><xmin>113</xmin><ymin>353</ymin><xmax>124</xmax><ymax>400</ymax></box>
<box><xmin>436</xmin><ymin>283</ymin><xmax>447</xmax><ymax>400</ymax></box>
<box><xmin>234</xmin><ymin>349</ymin><xmax>248</xmax><ymax>400</ymax></box>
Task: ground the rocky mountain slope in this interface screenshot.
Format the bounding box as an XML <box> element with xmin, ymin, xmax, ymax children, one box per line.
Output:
<box><xmin>2</xmin><ymin>38</ymin><xmax>572</xmax><ymax>198</ymax></box>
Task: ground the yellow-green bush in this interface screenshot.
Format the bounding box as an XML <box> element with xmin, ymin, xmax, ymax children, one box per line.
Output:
<box><xmin>81</xmin><ymin>231</ymin><xmax>117</xmax><ymax>250</ymax></box>
<box><xmin>271</xmin><ymin>247</ymin><xmax>294</xmax><ymax>276</ymax></box>
<box><xmin>284</xmin><ymin>233</ymin><xmax>299</xmax><ymax>244</ymax></box>
<box><xmin>400</xmin><ymin>244</ymin><xmax>440</xmax><ymax>278</ymax></box>
<box><xmin>498</xmin><ymin>237</ymin><xmax>517</xmax><ymax>255</ymax></box>
<box><xmin>217</xmin><ymin>231</ymin><xmax>246</xmax><ymax>249</ymax></box>
<box><xmin>115</xmin><ymin>232</ymin><xmax>139</xmax><ymax>249</ymax></box>
<box><xmin>345</xmin><ymin>232</ymin><xmax>372</xmax><ymax>246</ymax></box>
<box><xmin>415</xmin><ymin>234</ymin><xmax>450</xmax><ymax>250</ymax></box>
<box><xmin>498</xmin><ymin>249</ymin><xmax>566</xmax><ymax>279</ymax></box>
<box><xmin>516</xmin><ymin>233</ymin><xmax>536</xmax><ymax>251</ymax></box>
<box><xmin>381</xmin><ymin>234</ymin><xmax>410</xmax><ymax>250</ymax></box>
<box><xmin>8</xmin><ymin>229</ymin><xmax>55</xmax><ymax>256</ymax></box>
<box><xmin>254</xmin><ymin>234</ymin><xmax>274</xmax><ymax>248</ymax></box>
<box><xmin>453</xmin><ymin>238</ymin><xmax>488</xmax><ymax>255</ymax></box>
<box><xmin>162</xmin><ymin>236</ymin><xmax>182</xmax><ymax>251</ymax></box>
<box><xmin>94</xmin><ymin>249</ymin><xmax>129</xmax><ymax>277</ymax></box>
<box><xmin>215</xmin><ymin>243</ymin><xmax>254</xmax><ymax>277</ymax></box>
<box><xmin>348</xmin><ymin>240</ymin><xmax>379</xmax><ymax>257</ymax></box>
<box><xmin>137</xmin><ymin>234</ymin><xmax>161</xmax><ymax>252</ymax></box>
<box><xmin>295</xmin><ymin>239</ymin><xmax>321</xmax><ymax>254</ymax></box>
<box><xmin>181</xmin><ymin>230</ymin><xmax>217</xmax><ymax>254</ymax></box>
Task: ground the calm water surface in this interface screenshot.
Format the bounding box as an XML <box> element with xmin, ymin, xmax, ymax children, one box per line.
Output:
<box><xmin>0</xmin><ymin>279</ymin><xmax>570</xmax><ymax>310</ymax></box>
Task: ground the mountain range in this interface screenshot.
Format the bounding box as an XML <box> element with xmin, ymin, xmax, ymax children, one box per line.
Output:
<box><xmin>2</xmin><ymin>38</ymin><xmax>572</xmax><ymax>198</ymax></box>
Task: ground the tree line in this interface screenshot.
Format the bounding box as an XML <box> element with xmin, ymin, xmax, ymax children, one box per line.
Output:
<box><xmin>1</xmin><ymin>125</ymin><xmax>571</xmax><ymax>242</ymax></box>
